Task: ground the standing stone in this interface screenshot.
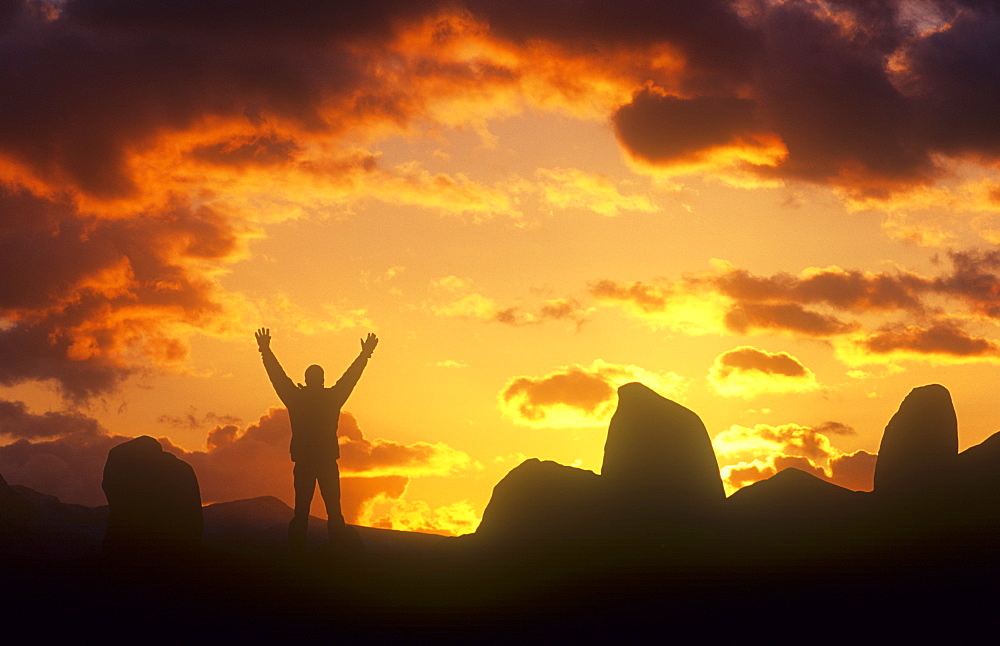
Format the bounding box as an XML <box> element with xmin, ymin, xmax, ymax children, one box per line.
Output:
<box><xmin>601</xmin><ymin>382</ymin><xmax>724</xmax><ymax>512</ymax></box>
<box><xmin>873</xmin><ymin>384</ymin><xmax>958</xmax><ymax>495</ymax></box>
<box><xmin>102</xmin><ymin>436</ymin><xmax>203</xmax><ymax>554</ymax></box>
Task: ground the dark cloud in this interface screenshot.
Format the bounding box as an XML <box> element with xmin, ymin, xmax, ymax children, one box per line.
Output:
<box><xmin>898</xmin><ymin>4</ymin><xmax>1000</xmax><ymax>157</ymax></box>
<box><xmin>0</xmin><ymin>399</ymin><xmax>102</xmax><ymax>440</ymax></box>
<box><xmin>467</xmin><ymin>0</ymin><xmax>757</xmax><ymax>83</ymax></box>
<box><xmin>606</xmin><ymin>0</ymin><xmax>1000</xmax><ymax>195</ymax></box>
<box><xmin>613</xmin><ymin>92</ymin><xmax>760</xmax><ymax>165</ymax></box>
<box><xmin>861</xmin><ymin>323</ymin><xmax>1000</xmax><ymax>357</ymax></box>
<box><xmin>592</xmin><ymin>251</ymin><xmax>1000</xmax><ymax>362</ymax></box>
<box><xmin>749</xmin><ymin>0</ymin><xmax>926</xmax><ymax>192</ymax></box>
<box><xmin>0</xmin><ymin>0</ymin><xmax>380</xmax><ymax>197</ymax></box>
<box><xmin>713</xmin><ymin>267</ymin><xmax>928</xmax><ymax>313</ymax></box>
<box><xmin>710</xmin><ymin>252</ymin><xmax>1000</xmax><ymax>327</ymax></box>
<box><xmin>0</xmin><ymin>187</ymin><xmax>240</xmax><ymax>399</ymax></box>
<box><xmin>725</xmin><ymin>302</ymin><xmax>857</xmax><ymax>337</ymax></box>
<box><xmin>2</xmin><ymin>0</ymin><xmax>999</xmax><ymax>203</ymax></box>
<box><xmin>814</xmin><ymin>421</ymin><xmax>856</xmax><ymax>436</ymax></box>
<box><xmin>0</xmin><ymin>324</ymin><xmax>134</xmax><ymax>400</ymax></box>
<box><xmin>62</xmin><ymin>0</ymin><xmax>429</xmax><ymax>42</ymax></box>
<box><xmin>713</xmin><ymin>346</ymin><xmax>809</xmax><ymax>378</ymax></box>
<box><xmin>936</xmin><ymin>249</ymin><xmax>1000</xmax><ymax>318</ymax></box>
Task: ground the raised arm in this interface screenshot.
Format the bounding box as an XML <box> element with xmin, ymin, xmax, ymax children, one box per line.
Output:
<box><xmin>331</xmin><ymin>333</ymin><xmax>378</xmax><ymax>402</ymax></box>
<box><xmin>256</xmin><ymin>328</ymin><xmax>296</xmax><ymax>404</ymax></box>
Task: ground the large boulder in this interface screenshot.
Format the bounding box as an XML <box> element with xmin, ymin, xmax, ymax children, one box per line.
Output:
<box><xmin>474</xmin><ymin>458</ymin><xmax>604</xmax><ymax>550</ymax></box>
<box><xmin>601</xmin><ymin>382</ymin><xmax>724</xmax><ymax>512</ymax></box>
<box><xmin>473</xmin><ymin>383</ymin><xmax>726</xmax><ymax>552</ymax></box>
<box><xmin>873</xmin><ymin>384</ymin><xmax>958</xmax><ymax>496</ymax></box>
<box><xmin>102</xmin><ymin>436</ymin><xmax>203</xmax><ymax>554</ymax></box>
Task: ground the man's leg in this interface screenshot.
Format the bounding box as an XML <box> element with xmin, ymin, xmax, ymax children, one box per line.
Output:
<box><xmin>289</xmin><ymin>462</ymin><xmax>317</xmax><ymax>551</ymax></box>
<box><xmin>316</xmin><ymin>460</ymin><xmax>345</xmax><ymax>540</ymax></box>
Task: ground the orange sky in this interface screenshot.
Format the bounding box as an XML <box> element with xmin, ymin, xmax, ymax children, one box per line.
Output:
<box><xmin>4</xmin><ymin>0</ymin><xmax>1000</xmax><ymax>535</ymax></box>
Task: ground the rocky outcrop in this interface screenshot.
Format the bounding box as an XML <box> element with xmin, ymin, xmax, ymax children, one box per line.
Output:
<box><xmin>0</xmin><ymin>471</ymin><xmax>32</xmax><ymax>527</ymax></box>
<box><xmin>0</xmin><ymin>471</ymin><xmax>33</xmax><ymax>557</ymax></box>
<box><xmin>955</xmin><ymin>431</ymin><xmax>1000</xmax><ymax>491</ymax></box>
<box><xmin>728</xmin><ymin>467</ymin><xmax>860</xmax><ymax>515</ymax></box>
<box><xmin>725</xmin><ymin>468</ymin><xmax>872</xmax><ymax>565</ymax></box>
<box><xmin>942</xmin><ymin>431</ymin><xmax>1000</xmax><ymax>547</ymax></box>
<box><xmin>475</xmin><ymin>458</ymin><xmax>603</xmax><ymax>548</ymax></box>
<box><xmin>102</xmin><ymin>436</ymin><xmax>203</xmax><ymax>554</ymax></box>
<box><xmin>873</xmin><ymin>384</ymin><xmax>958</xmax><ymax>495</ymax></box>
<box><xmin>474</xmin><ymin>383</ymin><xmax>724</xmax><ymax>550</ymax></box>
<box><xmin>602</xmin><ymin>382</ymin><xmax>724</xmax><ymax>511</ymax></box>
<box><xmin>1</xmin><ymin>473</ymin><xmax>106</xmax><ymax>559</ymax></box>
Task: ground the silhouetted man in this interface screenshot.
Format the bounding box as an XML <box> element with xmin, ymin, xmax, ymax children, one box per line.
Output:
<box><xmin>255</xmin><ymin>328</ymin><xmax>378</xmax><ymax>550</ymax></box>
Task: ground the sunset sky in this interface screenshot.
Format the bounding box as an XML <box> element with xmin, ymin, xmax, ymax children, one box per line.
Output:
<box><xmin>4</xmin><ymin>0</ymin><xmax>1000</xmax><ymax>535</ymax></box>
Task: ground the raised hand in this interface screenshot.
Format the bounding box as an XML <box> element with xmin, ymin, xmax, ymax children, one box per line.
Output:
<box><xmin>360</xmin><ymin>332</ymin><xmax>378</xmax><ymax>358</ymax></box>
<box><xmin>255</xmin><ymin>327</ymin><xmax>271</xmax><ymax>351</ymax></box>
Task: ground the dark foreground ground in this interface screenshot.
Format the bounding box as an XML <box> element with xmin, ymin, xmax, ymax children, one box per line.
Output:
<box><xmin>7</xmin><ymin>529</ymin><xmax>1000</xmax><ymax>641</ymax></box>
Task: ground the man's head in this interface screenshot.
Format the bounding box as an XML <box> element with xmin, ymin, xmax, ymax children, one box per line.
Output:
<box><xmin>304</xmin><ymin>364</ymin><xmax>324</xmax><ymax>387</ymax></box>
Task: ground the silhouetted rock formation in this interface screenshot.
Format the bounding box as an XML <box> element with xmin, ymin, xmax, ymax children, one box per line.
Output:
<box><xmin>0</xmin><ymin>471</ymin><xmax>32</xmax><ymax>526</ymax></box>
<box><xmin>602</xmin><ymin>382</ymin><xmax>724</xmax><ymax>511</ymax></box>
<box><xmin>728</xmin><ymin>467</ymin><xmax>860</xmax><ymax>515</ymax></box>
<box><xmin>874</xmin><ymin>384</ymin><xmax>957</xmax><ymax>495</ymax></box>
<box><xmin>0</xmin><ymin>471</ymin><xmax>33</xmax><ymax>556</ymax></box>
<box><xmin>102</xmin><ymin>436</ymin><xmax>203</xmax><ymax>555</ymax></box>
<box><xmin>725</xmin><ymin>467</ymin><xmax>874</xmax><ymax>565</ymax></box>
<box><xmin>600</xmin><ymin>383</ymin><xmax>725</xmax><ymax>551</ymax></box>
<box><xmin>954</xmin><ymin>430</ymin><xmax>1000</xmax><ymax>492</ymax></box>
<box><xmin>475</xmin><ymin>458</ymin><xmax>603</xmax><ymax>550</ymax></box>
<box><xmin>932</xmin><ymin>430</ymin><xmax>1000</xmax><ymax>555</ymax></box>
<box><xmin>475</xmin><ymin>383</ymin><xmax>724</xmax><ymax>554</ymax></box>
<box><xmin>1</xmin><ymin>473</ymin><xmax>107</xmax><ymax>559</ymax></box>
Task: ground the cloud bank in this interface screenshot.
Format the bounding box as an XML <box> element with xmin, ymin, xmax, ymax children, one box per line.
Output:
<box><xmin>5</xmin><ymin>0</ymin><xmax>1000</xmax><ymax>398</ymax></box>
<box><xmin>593</xmin><ymin>251</ymin><xmax>1000</xmax><ymax>367</ymax></box>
